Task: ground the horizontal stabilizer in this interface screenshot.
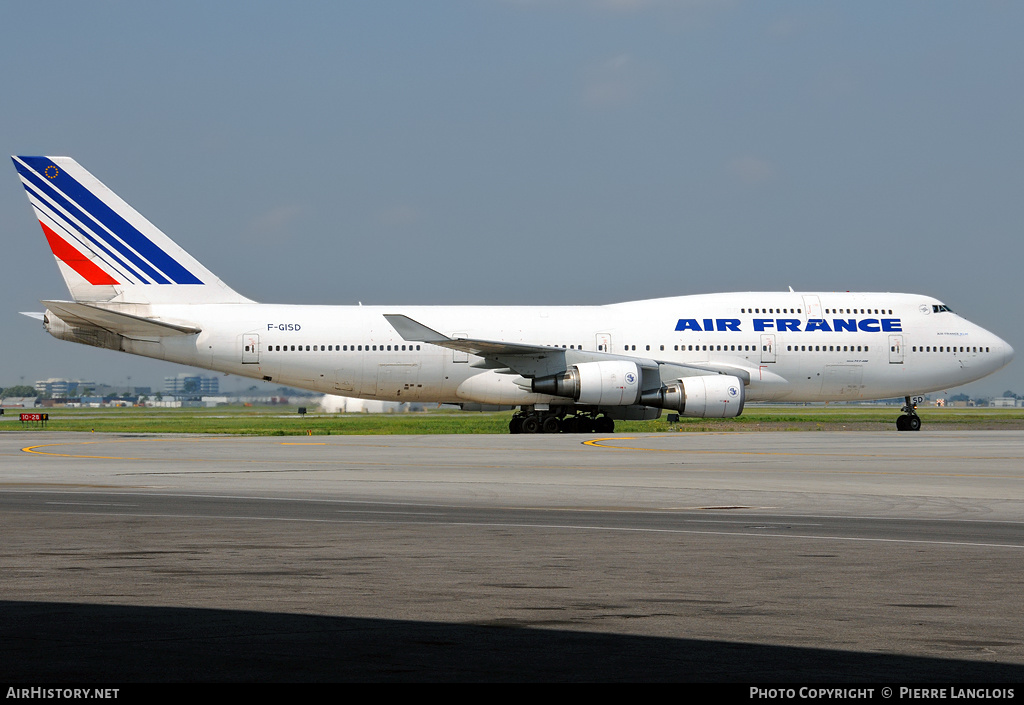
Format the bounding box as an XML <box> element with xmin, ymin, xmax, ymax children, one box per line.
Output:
<box><xmin>42</xmin><ymin>300</ymin><xmax>201</xmax><ymax>337</ymax></box>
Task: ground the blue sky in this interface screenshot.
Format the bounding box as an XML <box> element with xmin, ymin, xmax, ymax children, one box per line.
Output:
<box><xmin>2</xmin><ymin>1</ymin><xmax>1021</xmax><ymax>396</ymax></box>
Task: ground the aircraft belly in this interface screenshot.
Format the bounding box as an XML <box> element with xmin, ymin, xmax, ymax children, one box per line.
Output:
<box><xmin>820</xmin><ymin>364</ymin><xmax>865</xmax><ymax>399</ymax></box>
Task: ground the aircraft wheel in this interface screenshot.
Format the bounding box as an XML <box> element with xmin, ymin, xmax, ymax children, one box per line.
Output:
<box><xmin>595</xmin><ymin>415</ymin><xmax>615</xmax><ymax>433</ymax></box>
<box><xmin>896</xmin><ymin>415</ymin><xmax>908</xmax><ymax>431</ymax></box>
<box><xmin>542</xmin><ymin>415</ymin><xmax>561</xmax><ymax>434</ymax></box>
<box><xmin>907</xmin><ymin>415</ymin><xmax>921</xmax><ymax>432</ymax></box>
<box><xmin>562</xmin><ymin>416</ymin><xmax>579</xmax><ymax>434</ymax></box>
<box><xmin>509</xmin><ymin>416</ymin><xmax>523</xmax><ymax>434</ymax></box>
<box><xmin>520</xmin><ymin>415</ymin><xmax>541</xmax><ymax>434</ymax></box>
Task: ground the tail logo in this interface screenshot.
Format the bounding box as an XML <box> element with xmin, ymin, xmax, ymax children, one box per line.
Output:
<box><xmin>13</xmin><ymin>156</ymin><xmax>202</xmax><ymax>286</ymax></box>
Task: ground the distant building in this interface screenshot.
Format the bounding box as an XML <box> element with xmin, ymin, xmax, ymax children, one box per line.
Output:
<box><xmin>989</xmin><ymin>397</ymin><xmax>1020</xmax><ymax>408</ymax></box>
<box><xmin>34</xmin><ymin>378</ymin><xmax>95</xmax><ymax>397</ymax></box>
<box><xmin>164</xmin><ymin>374</ymin><xmax>219</xmax><ymax>397</ymax></box>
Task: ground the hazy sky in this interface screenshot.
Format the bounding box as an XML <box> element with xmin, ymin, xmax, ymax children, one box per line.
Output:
<box><xmin>2</xmin><ymin>1</ymin><xmax>1021</xmax><ymax>396</ymax></box>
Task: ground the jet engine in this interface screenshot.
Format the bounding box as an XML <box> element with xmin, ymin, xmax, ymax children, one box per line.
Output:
<box><xmin>531</xmin><ymin>360</ymin><xmax>642</xmax><ymax>406</ymax></box>
<box><xmin>640</xmin><ymin>375</ymin><xmax>745</xmax><ymax>418</ymax></box>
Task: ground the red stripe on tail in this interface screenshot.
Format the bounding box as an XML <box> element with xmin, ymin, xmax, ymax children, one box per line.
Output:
<box><xmin>39</xmin><ymin>221</ymin><xmax>119</xmax><ymax>286</ymax></box>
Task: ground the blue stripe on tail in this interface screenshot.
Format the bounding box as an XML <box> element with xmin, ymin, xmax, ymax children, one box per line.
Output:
<box><xmin>19</xmin><ymin>157</ymin><xmax>202</xmax><ymax>285</ymax></box>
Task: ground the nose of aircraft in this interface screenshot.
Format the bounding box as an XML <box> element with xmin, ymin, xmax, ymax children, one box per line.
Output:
<box><xmin>1001</xmin><ymin>337</ymin><xmax>1015</xmax><ymax>370</ymax></box>
<box><xmin>986</xmin><ymin>329</ymin><xmax>1015</xmax><ymax>372</ymax></box>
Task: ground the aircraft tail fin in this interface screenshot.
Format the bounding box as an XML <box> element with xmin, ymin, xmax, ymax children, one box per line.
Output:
<box><xmin>11</xmin><ymin>156</ymin><xmax>253</xmax><ymax>305</ymax></box>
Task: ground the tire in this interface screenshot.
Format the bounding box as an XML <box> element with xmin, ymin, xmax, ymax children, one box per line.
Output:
<box><xmin>520</xmin><ymin>415</ymin><xmax>540</xmax><ymax>434</ymax></box>
<box><xmin>907</xmin><ymin>415</ymin><xmax>921</xmax><ymax>431</ymax></box>
<box><xmin>541</xmin><ymin>416</ymin><xmax>561</xmax><ymax>434</ymax></box>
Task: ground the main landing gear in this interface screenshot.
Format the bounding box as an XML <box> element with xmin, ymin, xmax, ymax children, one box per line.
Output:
<box><xmin>509</xmin><ymin>410</ymin><xmax>615</xmax><ymax>434</ymax></box>
<box><xmin>896</xmin><ymin>395</ymin><xmax>921</xmax><ymax>432</ymax></box>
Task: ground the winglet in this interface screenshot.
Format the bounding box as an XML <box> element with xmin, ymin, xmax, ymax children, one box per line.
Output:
<box><xmin>384</xmin><ymin>314</ymin><xmax>453</xmax><ymax>343</ymax></box>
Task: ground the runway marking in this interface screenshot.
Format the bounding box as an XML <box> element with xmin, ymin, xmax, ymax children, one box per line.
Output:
<box><xmin>15</xmin><ymin>436</ymin><xmax>1024</xmax><ymax>482</ymax></box>
<box><xmin>22</xmin><ymin>435</ymin><xmax>1024</xmax><ymax>464</ymax></box>
<box><xmin>582</xmin><ymin>435</ymin><xmax>1024</xmax><ymax>462</ymax></box>
<box><xmin>45</xmin><ymin>501</ymin><xmax>139</xmax><ymax>507</ymax></box>
<box><xmin>17</xmin><ymin>507</ymin><xmax>1024</xmax><ymax>550</ymax></box>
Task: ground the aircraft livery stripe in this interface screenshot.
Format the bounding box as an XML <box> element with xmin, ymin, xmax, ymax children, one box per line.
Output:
<box><xmin>21</xmin><ymin>178</ymin><xmax>145</xmax><ymax>284</ymax></box>
<box><xmin>19</xmin><ymin>157</ymin><xmax>203</xmax><ymax>285</ymax></box>
<box><xmin>39</xmin><ymin>220</ymin><xmax>119</xmax><ymax>285</ymax></box>
<box><xmin>14</xmin><ymin>160</ymin><xmax>166</xmax><ymax>284</ymax></box>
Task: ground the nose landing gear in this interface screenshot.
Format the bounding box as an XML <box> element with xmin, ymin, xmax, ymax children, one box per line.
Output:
<box><xmin>896</xmin><ymin>396</ymin><xmax>921</xmax><ymax>431</ymax></box>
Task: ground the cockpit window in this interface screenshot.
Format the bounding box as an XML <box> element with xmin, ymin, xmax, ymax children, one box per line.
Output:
<box><xmin>932</xmin><ymin>304</ymin><xmax>954</xmax><ymax>313</ymax></box>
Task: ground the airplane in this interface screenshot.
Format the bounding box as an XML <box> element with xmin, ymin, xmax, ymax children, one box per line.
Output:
<box><xmin>11</xmin><ymin>155</ymin><xmax>1014</xmax><ymax>434</ymax></box>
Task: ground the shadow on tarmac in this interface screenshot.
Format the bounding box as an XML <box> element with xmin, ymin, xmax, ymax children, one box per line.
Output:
<box><xmin>2</xmin><ymin>601</ymin><xmax>1022</xmax><ymax>682</ymax></box>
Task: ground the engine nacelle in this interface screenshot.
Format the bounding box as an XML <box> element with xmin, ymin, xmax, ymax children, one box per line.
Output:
<box><xmin>639</xmin><ymin>375</ymin><xmax>745</xmax><ymax>418</ymax></box>
<box><xmin>532</xmin><ymin>360</ymin><xmax>642</xmax><ymax>407</ymax></box>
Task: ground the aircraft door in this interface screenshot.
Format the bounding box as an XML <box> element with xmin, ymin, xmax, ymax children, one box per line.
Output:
<box><xmin>760</xmin><ymin>334</ymin><xmax>776</xmax><ymax>363</ymax></box>
<box><xmin>802</xmin><ymin>295</ymin><xmax>822</xmax><ymax>320</ymax></box>
<box><xmin>241</xmin><ymin>333</ymin><xmax>260</xmax><ymax>364</ymax></box>
<box><xmin>889</xmin><ymin>335</ymin><xmax>904</xmax><ymax>364</ymax></box>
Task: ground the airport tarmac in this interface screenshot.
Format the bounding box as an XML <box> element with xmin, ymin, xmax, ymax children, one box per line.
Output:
<box><xmin>1</xmin><ymin>430</ymin><xmax>1023</xmax><ymax>682</ymax></box>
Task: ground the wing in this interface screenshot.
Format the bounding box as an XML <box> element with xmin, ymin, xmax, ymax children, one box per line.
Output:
<box><xmin>383</xmin><ymin>313</ymin><xmax>752</xmax><ymax>384</ymax></box>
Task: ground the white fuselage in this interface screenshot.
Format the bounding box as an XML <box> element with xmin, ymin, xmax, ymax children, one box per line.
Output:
<box><xmin>115</xmin><ymin>291</ymin><xmax>1012</xmax><ymax>406</ymax></box>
